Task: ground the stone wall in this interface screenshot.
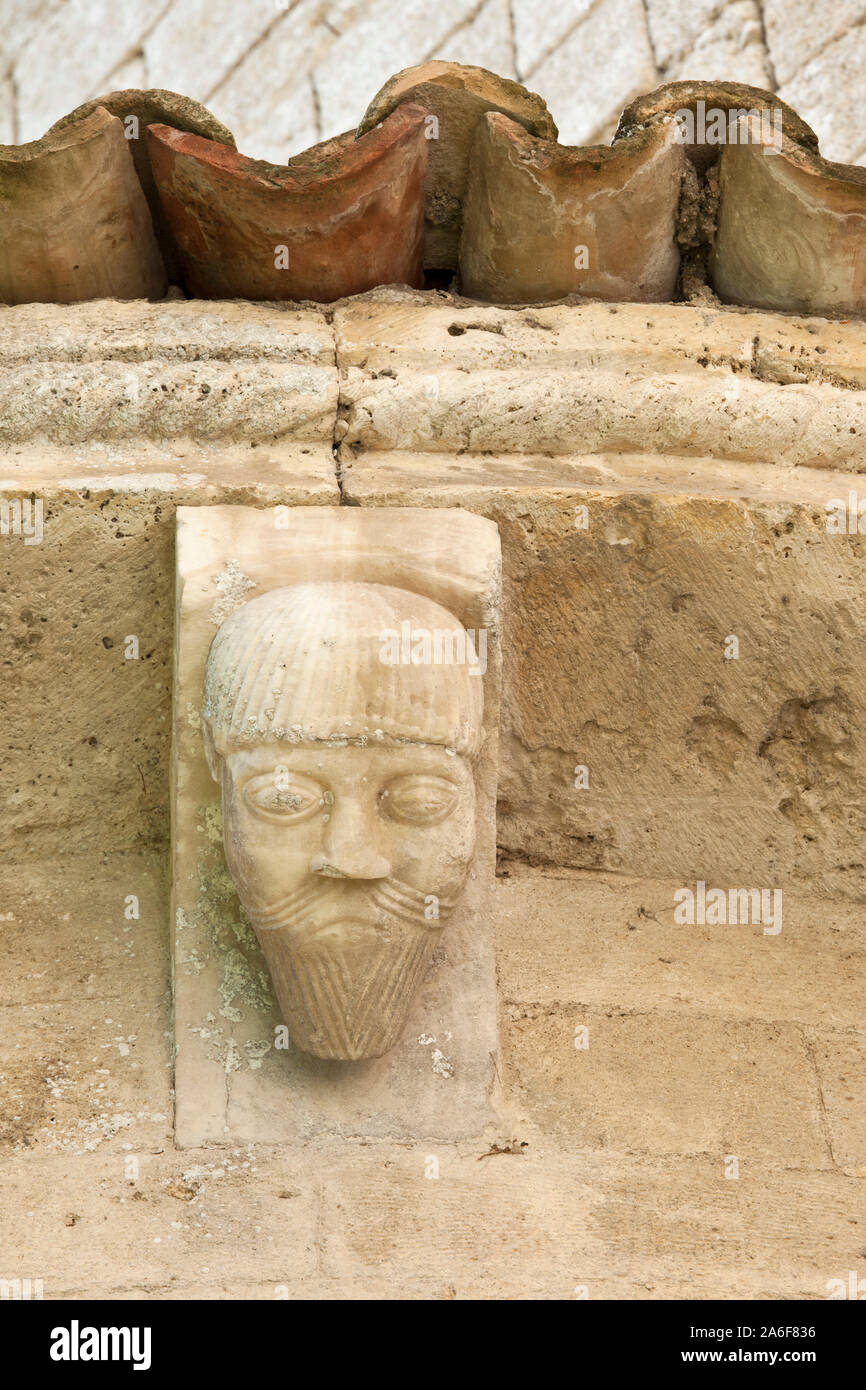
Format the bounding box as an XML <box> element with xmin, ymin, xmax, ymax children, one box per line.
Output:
<box><xmin>4</xmin><ymin>292</ymin><xmax>866</xmax><ymax>902</ymax></box>
<box><xmin>2</xmin><ymin>0</ymin><xmax>866</xmax><ymax>164</ymax></box>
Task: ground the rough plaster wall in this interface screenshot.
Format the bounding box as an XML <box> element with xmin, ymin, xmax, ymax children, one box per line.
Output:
<box><xmin>1</xmin><ymin>0</ymin><xmax>865</xmax><ymax>163</ymax></box>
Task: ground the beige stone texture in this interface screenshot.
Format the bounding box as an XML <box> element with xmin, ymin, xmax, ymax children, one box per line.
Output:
<box><xmin>198</xmin><ymin>0</ymin><xmax>353</xmax><ymax>165</ymax></box>
<box><xmin>335</xmin><ymin>296</ymin><xmax>866</xmax><ymax>899</ymax></box>
<box><xmin>334</xmin><ymin>298</ymin><xmax>866</xmax><ymax>468</ymax></box>
<box><xmin>0</xmin><ymin>72</ymin><xmax>14</xmax><ymax>144</ymax></box>
<box><xmin>778</xmin><ymin>23</ymin><xmax>866</xmax><ymax>165</ymax></box>
<box><xmin>763</xmin><ymin>0</ymin><xmax>866</xmax><ymax>87</ymax></box>
<box><xmin>526</xmin><ymin>0</ymin><xmax>658</xmax><ymax>146</ymax></box>
<box><xmin>342</xmin><ymin>450</ymin><xmax>866</xmax><ymax>901</ymax></box>
<box><xmin>459</xmin><ymin>115</ymin><xmax>685</xmax><ymax>303</ymax></box>
<box><xmin>645</xmin><ymin>0</ymin><xmax>735</xmax><ymax>71</ymax></box>
<box><xmin>713</xmin><ymin>131</ymin><xmax>866</xmax><ymax>315</ymax></box>
<box><xmin>10</xmin><ymin>0</ymin><xmax>168</xmax><ymax>143</ymax></box>
<box><xmin>810</xmin><ymin>1032</ymin><xmax>866</xmax><ymax>1173</ymax></box>
<box><xmin>0</xmin><ymin>299</ymin><xmax>338</xmax><ymax>865</ymax></box>
<box><xmin>357</xmin><ymin>61</ymin><xmax>556</xmax><ymax>271</ymax></box>
<box><xmin>171</xmin><ymin>505</ymin><xmax>500</xmax><ymax>1143</ymax></box>
<box><xmin>0</xmin><ymin>107</ymin><xmax>166</xmax><ymax>304</ymax></box>
<box><xmin>430</xmin><ymin>0</ymin><xmax>515</xmax><ymax>77</ymax></box>
<box><xmin>2</xmin><ymin>854</ymin><xmax>863</xmax><ymax>1297</ymax></box>
<box><xmin>311</xmin><ymin>0</ymin><xmax>484</xmax><ymax>139</ymax></box>
<box><xmin>510</xmin><ymin>0</ymin><xmax>593</xmax><ymax>79</ymax></box>
<box><xmin>503</xmin><ymin>1007</ymin><xmax>829</xmax><ymax>1165</ymax></box>
<box><xmin>5</xmin><ymin>294</ymin><xmax>866</xmax><ymax>912</ymax></box>
<box><xmin>142</xmin><ymin>0</ymin><xmax>286</xmax><ymax>108</ymax></box>
<box><xmin>0</xmin><ymin>298</ymin><xmax>337</xmax><ymax>442</ymax></box>
<box><xmin>661</xmin><ymin>2</ymin><xmax>772</xmax><ymax>89</ymax></box>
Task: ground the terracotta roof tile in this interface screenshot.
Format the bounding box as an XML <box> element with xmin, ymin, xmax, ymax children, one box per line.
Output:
<box><xmin>46</xmin><ymin>89</ymin><xmax>235</xmax><ymax>281</ymax></box>
<box><xmin>0</xmin><ymin>65</ymin><xmax>864</xmax><ymax>317</ymax></box>
<box><xmin>460</xmin><ymin>114</ymin><xmax>685</xmax><ymax>304</ymax></box>
<box><xmin>146</xmin><ymin>104</ymin><xmax>428</xmax><ymax>301</ymax></box>
<box><xmin>356</xmin><ymin>61</ymin><xmax>557</xmax><ymax>271</ymax></box>
<box><xmin>712</xmin><ymin>127</ymin><xmax>866</xmax><ymax>315</ymax></box>
<box><xmin>0</xmin><ymin>106</ymin><xmax>165</xmax><ymax>304</ymax></box>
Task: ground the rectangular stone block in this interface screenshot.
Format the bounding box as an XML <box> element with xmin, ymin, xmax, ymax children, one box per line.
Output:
<box><xmin>318</xmin><ymin>1147</ymin><xmax>864</xmax><ymax>1298</ymax></box>
<box><xmin>335</xmin><ymin>299</ymin><xmax>866</xmax><ymax>470</ymax></box>
<box><xmin>172</xmin><ymin>504</ymin><xmax>501</xmax><ymax>1145</ymax></box>
<box><xmin>495</xmin><ymin>865</ymin><xmax>866</xmax><ymax>1031</ymax></box>
<box><xmin>0</xmin><ymin>299</ymin><xmax>337</xmax><ymax>444</ymax></box>
<box><xmin>501</xmin><ymin>1005</ymin><xmax>829</xmax><ymax>1166</ymax></box>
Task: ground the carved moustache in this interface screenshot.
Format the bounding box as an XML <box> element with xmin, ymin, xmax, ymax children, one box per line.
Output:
<box><xmin>248</xmin><ymin>875</ymin><xmax>458</xmax><ymax>936</ymax></box>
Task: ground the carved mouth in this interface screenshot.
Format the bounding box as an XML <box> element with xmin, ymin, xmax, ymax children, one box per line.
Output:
<box><xmin>298</xmin><ymin>917</ymin><xmax>390</xmax><ymax>945</ymax></box>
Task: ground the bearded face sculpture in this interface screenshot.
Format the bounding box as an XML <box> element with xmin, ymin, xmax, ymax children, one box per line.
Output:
<box><xmin>201</xmin><ymin>580</ymin><xmax>484</xmax><ymax>1061</ymax></box>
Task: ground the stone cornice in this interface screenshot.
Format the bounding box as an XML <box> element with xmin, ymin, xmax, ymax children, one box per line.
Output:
<box><xmin>2</xmin><ymin>293</ymin><xmax>866</xmax><ymax>486</ymax></box>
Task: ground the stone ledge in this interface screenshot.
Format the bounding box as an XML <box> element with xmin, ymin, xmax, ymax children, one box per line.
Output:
<box><xmin>335</xmin><ymin>298</ymin><xmax>866</xmax><ymax>470</ymax></box>
<box><xmin>0</xmin><ymin>299</ymin><xmax>336</xmax><ymax>446</ymax></box>
<box><xmin>3</xmin><ymin>294</ymin><xmax>866</xmax><ymax>469</ymax></box>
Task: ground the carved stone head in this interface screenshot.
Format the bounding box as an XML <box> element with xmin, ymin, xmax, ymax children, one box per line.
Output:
<box><xmin>201</xmin><ymin>580</ymin><xmax>484</xmax><ymax>1061</ymax></box>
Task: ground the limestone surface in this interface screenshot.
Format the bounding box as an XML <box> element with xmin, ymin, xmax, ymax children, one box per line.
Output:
<box><xmin>1</xmin><ymin>851</ymin><xmax>863</xmax><ymax>1298</ymax></box>
<box><xmin>4</xmin><ymin>294</ymin><xmax>866</xmax><ymax>908</ymax></box>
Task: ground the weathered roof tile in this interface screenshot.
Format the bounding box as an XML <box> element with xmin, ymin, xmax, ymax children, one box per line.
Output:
<box><xmin>146</xmin><ymin>104</ymin><xmax>428</xmax><ymax>301</ymax></box>
<box><xmin>616</xmin><ymin>79</ymin><xmax>819</xmax><ymax>168</ymax></box>
<box><xmin>46</xmin><ymin>89</ymin><xmax>235</xmax><ymax>280</ymax></box>
<box><xmin>0</xmin><ymin>66</ymin><xmax>864</xmax><ymax>318</ymax></box>
<box><xmin>712</xmin><ymin>127</ymin><xmax>866</xmax><ymax>315</ymax></box>
<box><xmin>0</xmin><ymin>106</ymin><xmax>166</xmax><ymax>305</ymax></box>
<box><xmin>356</xmin><ymin>60</ymin><xmax>556</xmax><ymax>271</ymax></box>
<box><xmin>459</xmin><ymin>114</ymin><xmax>685</xmax><ymax>303</ymax></box>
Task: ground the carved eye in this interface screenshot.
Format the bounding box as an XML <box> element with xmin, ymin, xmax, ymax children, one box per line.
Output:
<box><xmin>243</xmin><ymin>770</ymin><xmax>325</xmax><ymax>824</ymax></box>
<box><xmin>380</xmin><ymin>775</ymin><xmax>459</xmax><ymax>826</ymax></box>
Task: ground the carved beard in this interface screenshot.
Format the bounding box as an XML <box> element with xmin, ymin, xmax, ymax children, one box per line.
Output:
<box><xmin>246</xmin><ymin>879</ymin><xmax>458</xmax><ymax>1061</ymax></box>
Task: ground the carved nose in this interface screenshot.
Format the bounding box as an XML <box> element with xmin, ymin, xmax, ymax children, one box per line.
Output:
<box><xmin>310</xmin><ymin>798</ymin><xmax>390</xmax><ymax>880</ymax></box>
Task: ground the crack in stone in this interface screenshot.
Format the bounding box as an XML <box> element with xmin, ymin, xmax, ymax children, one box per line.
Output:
<box><xmin>801</xmin><ymin>1025</ymin><xmax>841</xmax><ymax>1170</ymax></box>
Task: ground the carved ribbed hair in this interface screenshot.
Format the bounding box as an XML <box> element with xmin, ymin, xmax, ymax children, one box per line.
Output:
<box><xmin>202</xmin><ymin>580</ymin><xmax>484</xmax><ymax>756</ymax></box>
